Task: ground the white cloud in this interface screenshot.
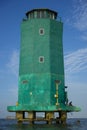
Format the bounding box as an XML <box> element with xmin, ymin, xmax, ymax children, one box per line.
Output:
<box><xmin>66</xmin><ymin>0</ymin><xmax>87</xmax><ymax>41</ymax></box>
<box><xmin>7</xmin><ymin>50</ymin><xmax>19</xmax><ymax>77</ymax></box>
<box><xmin>73</xmin><ymin>0</ymin><xmax>87</xmax><ymax>31</ymax></box>
<box><xmin>64</xmin><ymin>48</ymin><xmax>87</xmax><ymax>74</ymax></box>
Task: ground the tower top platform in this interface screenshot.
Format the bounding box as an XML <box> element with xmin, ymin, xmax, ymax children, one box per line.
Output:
<box><xmin>26</xmin><ymin>8</ymin><xmax>58</xmax><ymax>20</ymax></box>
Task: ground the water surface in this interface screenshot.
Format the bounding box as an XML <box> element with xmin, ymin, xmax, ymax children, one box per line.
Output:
<box><xmin>0</xmin><ymin>118</ymin><xmax>86</xmax><ymax>130</ymax></box>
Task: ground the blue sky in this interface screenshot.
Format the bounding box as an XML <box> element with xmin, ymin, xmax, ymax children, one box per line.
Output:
<box><xmin>0</xmin><ymin>0</ymin><xmax>87</xmax><ymax>118</ymax></box>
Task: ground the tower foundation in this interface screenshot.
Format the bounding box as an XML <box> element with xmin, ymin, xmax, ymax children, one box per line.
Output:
<box><xmin>15</xmin><ymin>111</ymin><xmax>67</xmax><ymax>124</ymax></box>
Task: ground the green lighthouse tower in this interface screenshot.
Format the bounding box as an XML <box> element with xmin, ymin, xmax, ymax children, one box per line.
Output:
<box><xmin>7</xmin><ymin>9</ymin><xmax>80</xmax><ymax>124</ymax></box>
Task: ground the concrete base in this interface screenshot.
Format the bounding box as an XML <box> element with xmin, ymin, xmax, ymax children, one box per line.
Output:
<box><xmin>16</xmin><ymin>111</ymin><xmax>67</xmax><ymax>124</ymax></box>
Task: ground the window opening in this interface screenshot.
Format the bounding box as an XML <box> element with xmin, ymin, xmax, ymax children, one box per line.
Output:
<box><xmin>39</xmin><ymin>28</ymin><xmax>44</xmax><ymax>35</ymax></box>
<box><xmin>34</xmin><ymin>11</ymin><xmax>37</xmax><ymax>18</ymax></box>
<box><xmin>39</xmin><ymin>56</ymin><xmax>44</xmax><ymax>63</ymax></box>
<box><xmin>37</xmin><ymin>11</ymin><xmax>40</xmax><ymax>18</ymax></box>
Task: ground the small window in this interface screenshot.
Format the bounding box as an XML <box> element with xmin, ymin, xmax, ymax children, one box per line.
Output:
<box><xmin>37</xmin><ymin>11</ymin><xmax>40</xmax><ymax>18</ymax></box>
<box><xmin>41</xmin><ymin>11</ymin><xmax>45</xmax><ymax>18</ymax></box>
<box><xmin>39</xmin><ymin>56</ymin><xmax>44</xmax><ymax>63</ymax></box>
<box><xmin>34</xmin><ymin>11</ymin><xmax>37</xmax><ymax>18</ymax></box>
<box><xmin>39</xmin><ymin>28</ymin><xmax>44</xmax><ymax>35</ymax></box>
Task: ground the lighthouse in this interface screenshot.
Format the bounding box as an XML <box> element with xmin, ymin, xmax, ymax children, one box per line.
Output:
<box><xmin>7</xmin><ymin>8</ymin><xmax>80</xmax><ymax>124</ymax></box>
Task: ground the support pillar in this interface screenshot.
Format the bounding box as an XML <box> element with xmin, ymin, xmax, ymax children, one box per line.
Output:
<box><xmin>28</xmin><ymin>111</ymin><xmax>35</xmax><ymax>124</ymax></box>
<box><xmin>45</xmin><ymin>112</ymin><xmax>54</xmax><ymax>124</ymax></box>
<box><xmin>16</xmin><ymin>111</ymin><xmax>24</xmax><ymax>123</ymax></box>
<box><xmin>59</xmin><ymin>111</ymin><xmax>67</xmax><ymax>124</ymax></box>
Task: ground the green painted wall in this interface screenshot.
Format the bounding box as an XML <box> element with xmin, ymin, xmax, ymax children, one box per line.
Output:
<box><xmin>19</xmin><ymin>19</ymin><xmax>50</xmax><ymax>75</ymax></box>
<box><xmin>17</xmin><ymin>18</ymin><xmax>65</xmax><ymax>110</ymax></box>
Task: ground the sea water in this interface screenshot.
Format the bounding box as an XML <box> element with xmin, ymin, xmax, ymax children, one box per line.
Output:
<box><xmin>0</xmin><ymin>118</ymin><xmax>87</xmax><ymax>130</ymax></box>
